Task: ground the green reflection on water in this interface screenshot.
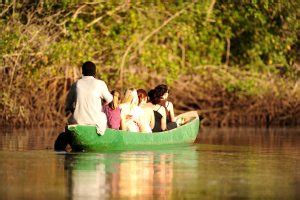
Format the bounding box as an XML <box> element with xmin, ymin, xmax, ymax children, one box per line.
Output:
<box><xmin>63</xmin><ymin>144</ymin><xmax>299</xmax><ymax>199</ymax></box>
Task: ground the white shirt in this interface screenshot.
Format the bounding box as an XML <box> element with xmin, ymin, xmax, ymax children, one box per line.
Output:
<box><xmin>131</xmin><ymin>106</ymin><xmax>152</xmax><ymax>133</ymax></box>
<box><xmin>65</xmin><ymin>76</ymin><xmax>113</xmax><ymax>135</ymax></box>
<box><xmin>119</xmin><ymin>104</ymin><xmax>152</xmax><ymax>133</ymax></box>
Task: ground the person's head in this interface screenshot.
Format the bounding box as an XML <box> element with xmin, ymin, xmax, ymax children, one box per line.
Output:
<box><xmin>108</xmin><ymin>90</ymin><xmax>120</xmax><ymax>110</ymax></box>
<box><xmin>149</xmin><ymin>88</ymin><xmax>164</xmax><ymax>105</ymax></box>
<box><xmin>122</xmin><ymin>88</ymin><xmax>138</xmax><ymax>105</ymax></box>
<box><xmin>82</xmin><ymin>61</ymin><xmax>96</xmax><ymax>76</ymax></box>
<box><xmin>155</xmin><ymin>84</ymin><xmax>169</xmax><ymax>100</ymax></box>
<box><xmin>137</xmin><ymin>89</ymin><xmax>148</xmax><ymax>105</ymax></box>
<box><xmin>148</xmin><ymin>89</ymin><xmax>155</xmax><ymax>104</ymax></box>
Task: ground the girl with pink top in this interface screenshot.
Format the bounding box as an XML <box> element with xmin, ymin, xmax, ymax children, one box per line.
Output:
<box><xmin>103</xmin><ymin>90</ymin><xmax>121</xmax><ymax>130</ymax></box>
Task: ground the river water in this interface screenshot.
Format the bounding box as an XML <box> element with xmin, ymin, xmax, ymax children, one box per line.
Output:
<box><xmin>0</xmin><ymin>127</ymin><xmax>299</xmax><ymax>199</ymax></box>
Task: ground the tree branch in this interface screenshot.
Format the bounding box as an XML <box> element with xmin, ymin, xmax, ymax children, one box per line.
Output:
<box><xmin>0</xmin><ymin>2</ymin><xmax>13</xmax><ymax>17</ymax></box>
<box><xmin>86</xmin><ymin>4</ymin><xmax>126</xmax><ymax>28</ymax></box>
<box><xmin>225</xmin><ymin>37</ymin><xmax>230</xmax><ymax>66</ymax></box>
<box><xmin>205</xmin><ymin>0</ymin><xmax>216</xmax><ymax>24</ymax></box>
<box><xmin>138</xmin><ymin>2</ymin><xmax>195</xmax><ymax>49</ymax></box>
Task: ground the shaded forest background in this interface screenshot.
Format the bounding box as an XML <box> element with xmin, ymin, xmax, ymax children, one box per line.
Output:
<box><xmin>0</xmin><ymin>0</ymin><xmax>299</xmax><ymax>127</ymax></box>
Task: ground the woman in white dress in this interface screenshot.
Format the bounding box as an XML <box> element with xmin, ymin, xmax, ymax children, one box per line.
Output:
<box><xmin>119</xmin><ymin>88</ymin><xmax>146</xmax><ymax>132</ymax></box>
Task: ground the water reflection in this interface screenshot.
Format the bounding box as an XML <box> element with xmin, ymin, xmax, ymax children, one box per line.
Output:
<box><xmin>197</xmin><ymin>127</ymin><xmax>300</xmax><ymax>152</ymax></box>
<box><xmin>65</xmin><ymin>147</ymin><xmax>194</xmax><ymax>199</ymax></box>
<box><xmin>0</xmin><ymin>128</ymin><xmax>299</xmax><ymax>199</ymax></box>
<box><xmin>0</xmin><ymin>127</ymin><xmax>61</xmax><ymax>151</ymax></box>
<box><xmin>0</xmin><ymin>151</ymin><xmax>67</xmax><ymax>199</ymax></box>
<box><xmin>68</xmin><ymin>154</ymin><xmax>107</xmax><ymax>199</ymax></box>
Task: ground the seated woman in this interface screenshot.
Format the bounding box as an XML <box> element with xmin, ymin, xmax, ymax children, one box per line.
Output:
<box><xmin>154</xmin><ymin>84</ymin><xmax>177</xmax><ymax>130</ymax></box>
<box><xmin>137</xmin><ymin>89</ymin><xmax>155</xmax><ymax>133</ymax></box>
<box><xmin>119</xmin><ymin>88</ymin><xmax>145</xmax><ymax>132</ymax></box>
<box><xmin>103</xmin><ymin>90</ymin><xmax>121</xmax><ymax>130</ymax></box>
<box><xmin>149</xmin><ymin>89</ymin><xmax>167</xmax><ymax>132</ymax></box>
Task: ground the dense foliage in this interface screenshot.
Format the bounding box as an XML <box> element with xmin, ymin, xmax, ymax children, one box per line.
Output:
<box><xmin>0</xmin><ymin>0</ymin><xmax>299</xmax><ymax>126</ymax></box>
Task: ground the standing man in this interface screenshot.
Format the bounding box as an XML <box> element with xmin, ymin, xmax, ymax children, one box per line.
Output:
<box><xmin>65</xmin><ymin>61</ymin><xmax>113</xmax><ymax>135</ymax></box>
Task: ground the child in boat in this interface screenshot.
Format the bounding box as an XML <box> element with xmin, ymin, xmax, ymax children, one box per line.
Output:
<box><xmin>154</xmin><ymin>84</ymin><xmax>177</xmax><ymax>130</ymax></box>
<box><xmin>103</xmin><ymin>90</ymin><xmax>121</xmax><ymax>130</ymax></box>
<box><xmin>137</xmin><ymin>89</ymin><xmax>155</xmax><ymax>133</ymax></box>
<box><xmin>119</xmin><ymin>88</ymin><xmax>145</xmax><ymax>132</ymax></box>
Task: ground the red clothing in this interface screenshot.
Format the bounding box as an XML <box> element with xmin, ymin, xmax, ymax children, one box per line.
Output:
<box><xmin>103</xmin><ymin>105</ymin><xmax>121</xmax><ymax>130</ymax></box>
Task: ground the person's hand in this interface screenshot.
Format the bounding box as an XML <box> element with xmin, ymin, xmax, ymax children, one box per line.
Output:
<box><xmin>126</xmin><ymin>115</ymin><xmax>133</xmax><ymax>120</ymax></box>
<box><xmin>134</xmin><ymin>118</ymin><xmax>145</xmax><ymax>132</ymax></box>
<box><xmin>134</xmin><ymin>119</ymin><xmax>142</xmax><ymax>126</ymax></box>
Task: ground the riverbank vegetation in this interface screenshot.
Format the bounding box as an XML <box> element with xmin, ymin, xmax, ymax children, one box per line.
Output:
<box><xmin>1</xmin><ymin>1</ymin><xmax>299</xmax><ymax>127</ymax></box>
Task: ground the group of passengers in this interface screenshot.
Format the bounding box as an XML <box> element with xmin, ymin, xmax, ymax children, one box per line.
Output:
<box><xmin>65</xmin><ymin>61</ymin><xmax>195</xmax><ymax>135</ymax></box>
<box><xmin>103</xmin><ymin>85</ymin><xmax>180</xmax><ymax>133</ymax></box>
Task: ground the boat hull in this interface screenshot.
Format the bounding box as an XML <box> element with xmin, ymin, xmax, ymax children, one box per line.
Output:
<box><xmin>68</xmin><ymin>117</ymin><xmax>200</xmax><ymax>151</ymax></box>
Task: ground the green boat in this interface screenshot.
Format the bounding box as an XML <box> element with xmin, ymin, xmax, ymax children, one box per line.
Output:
<box><xmin>68</xmin><ymin>117</ymin><xmax>200</xmax><ymax>151</ymax></box>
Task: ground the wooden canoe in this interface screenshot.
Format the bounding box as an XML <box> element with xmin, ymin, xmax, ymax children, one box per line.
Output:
<box><xmin>68</xmin><ymin>117</ymin><xmax>200</xmax><ymax>151</ymax></box>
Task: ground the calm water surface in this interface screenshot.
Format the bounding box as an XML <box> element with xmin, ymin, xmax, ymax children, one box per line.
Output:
<box><xmin>0</xmin><ymin>127</ymin><xmax>299</xmax><ymax>199</ymax></box>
